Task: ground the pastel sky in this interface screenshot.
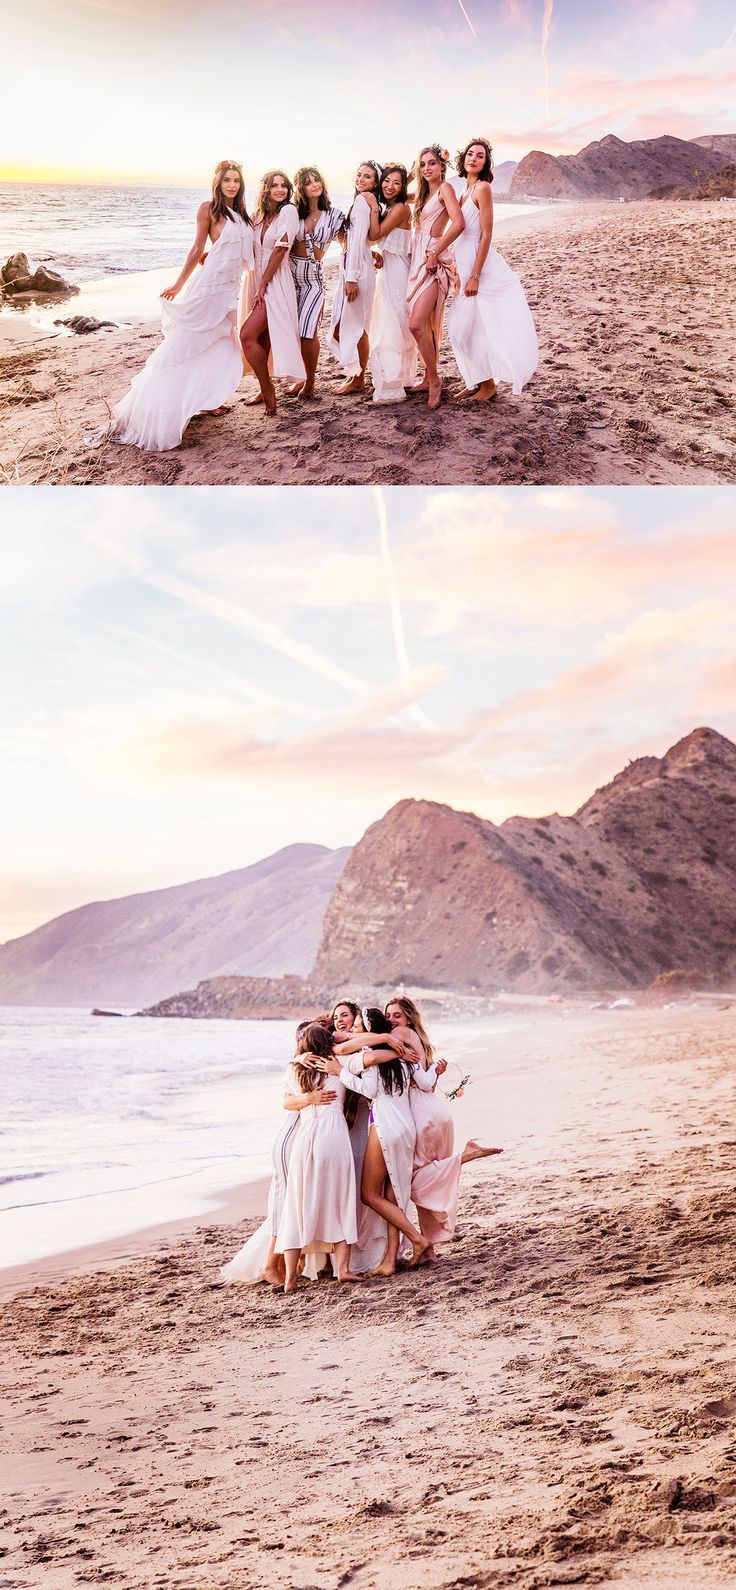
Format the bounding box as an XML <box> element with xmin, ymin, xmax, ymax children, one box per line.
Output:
<box><xmin>2</xmin><ymin>0</ymin><xmax>735</xmax><ymax>184</ymax></box>
<box><xmin>2</xmin><ymin>485</ymin><xmax>735</xmax><ymax>943</ymax></box>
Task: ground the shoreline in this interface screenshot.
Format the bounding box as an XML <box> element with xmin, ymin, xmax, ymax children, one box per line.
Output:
<box><xmin>2</xmin><ymin>1006</ymin><xmax>735</xmax><ymax>1587</ymax></box>
<box><xmin>3</xmin><ymin>200</ymin><xmax>733</xmax><ymax>486</ymax></box>
<box><xmin>0</xmin><ymin>1175</ymin><xmax>270</xmax><ymax>1305</ymax></box>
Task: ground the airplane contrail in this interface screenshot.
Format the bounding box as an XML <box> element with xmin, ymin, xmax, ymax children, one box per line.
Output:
<box><xmin>374</xmin><ymin>486</ymin><xmax>434</xmax><ymax>731</ymax></box>
<box><xmin>722</xmin><ymin>22</ymin><xmax>736</xmax><ymax>50</ymax></box>
<box><xmin>541</xmin><ymin>0</ymin><xmax>554</xmax><ymax>121</ymax></box>
<box><xmin>456</xmin><ymin>0</ymin><xmax>477</xmax><ymax>38</ymax></box>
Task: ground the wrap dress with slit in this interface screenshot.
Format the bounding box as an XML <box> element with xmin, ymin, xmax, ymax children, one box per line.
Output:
<box><xmin>240</xmin><ymin>202</ymin><xmax>305</xmax><ymax>381</ymax></box>
<box><xmin>406</xmin><ymin>191</ymin><xmax>457</xmax><ymax>365</ymax></box>
<box><xmin>410</xmin><ymin>1061</ymin><xmax>462</xmax><ymax>1246</ymax></box>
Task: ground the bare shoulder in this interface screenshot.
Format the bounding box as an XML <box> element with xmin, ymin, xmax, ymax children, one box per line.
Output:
<box><xmin>196</xmin><ymin>199</ymin><xmax>212</xmax><ymax>220</ymax></box>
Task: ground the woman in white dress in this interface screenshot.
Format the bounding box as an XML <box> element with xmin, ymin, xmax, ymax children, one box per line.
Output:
<box><xmin>369</xmin><ymin>163</ymin><xmax>418</xmax><ymax>404</ymax></box>
<box><xmin>316</xmin><ymin>1012</ymin><xmax>436</xmax><ymax>1271</ymax></box>
<box><xmin>219</xmin><ymin>1051</ymin><xmax>338</xmax><ymax>1288</ymax></box>
<box><xmin>448</xmin><ymin>136</ymin><xmax>539</xmax><ymax>401</ymax></box>
<box><xmin>240</xmin><ymin>170</ymin><xmax>305</xmax><ymax>415</ymax></box>
<box><xmin>106</xmin><ymin>161</ymin><xmax>254</xmax><ymax>452</ymax></box>
<box><xmin>289</xmin><ymin>167</ymin><xmax>345</xmax><ymax>399</ymax></box>
<box><xmin>330</xmin><ymin>160</ymin><xmax>381</xmax><ymax>395</ymax></box>
<box><xmin>406</xmin><ymin>144</ymin><xmax>465</xmax><ymax>411</ymax></box>
<box><xmin>275</xmin><ymin>1024</ymin><xmax>361</xmax><ymax>1293</ymax></box>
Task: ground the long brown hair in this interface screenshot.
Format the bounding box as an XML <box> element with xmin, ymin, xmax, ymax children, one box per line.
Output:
<box><xmin>413</xmin><ymin>144</ymin><xmax>449</xmax><ymax>226</ymax></box>
<box><xmin>210</xmin><ymin>160</ymin><xmax>249</xmax><ymax>225</ymax></box>
<box><xmin>293</xmin><ymin>166</ymin><xmax>332</xmax><ymax>220</ymax></box>
<box><xmin>292</xmin><ymin>1022</ymin><xmax>333</xmax><ymax>1094</ymax></box>
<box><xmin>384</xmin><ymin>994</ymin><xmax>435</xmax><ymax>1063</ymax></box>
<box><xmin>455</xmin><ymin>135</ymin><xmax>494</xmax><ymax>184</ymax></box>
<box><xmin>254</xmin><ymin>169</ymin><xmax>293</xmax><ymax>223</ymax></box>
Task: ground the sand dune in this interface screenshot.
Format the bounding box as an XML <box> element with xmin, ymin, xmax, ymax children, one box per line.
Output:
<box><xmin>2</xmin><ymin>1007</ymin><xmax>735</xmax><ymax>1587</ymax></box>
<box><xmin>1</xmin><ymin>203</ymin><xmax>734</xmax><ymax>487</ymax></box>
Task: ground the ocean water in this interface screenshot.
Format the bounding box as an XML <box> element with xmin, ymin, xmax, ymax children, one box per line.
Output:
<box><xmin>0</xmin><ymin>180</ymin><xmax>547</xmax><ymax>336</ymax></box>
<box><xmin>0</xmin><ymin>1007</ymin><xmax>295</xmax><ymax>1267</ymax></box>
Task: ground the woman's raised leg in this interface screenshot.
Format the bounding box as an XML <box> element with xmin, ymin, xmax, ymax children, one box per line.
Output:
<box><xmin>360</xmin><ymin>1127</ymin><xmax>428</xmax><ymax>1266</ymax></box>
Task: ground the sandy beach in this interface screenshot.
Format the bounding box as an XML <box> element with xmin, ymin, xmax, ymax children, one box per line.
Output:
<box><xmin>1</xmin><ymin>201</ymin><xmax>734</xmax><ymax>487</ymax></box>
<box><xmin>2</xmin><ymin>1005</ymin><xmax>735</xmax><ymax>1588</ymax></box>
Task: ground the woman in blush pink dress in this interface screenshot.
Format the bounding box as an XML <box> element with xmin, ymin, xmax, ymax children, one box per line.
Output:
<box><xmin>275</xmin><ymin>1024</ymin><xmax>361</xmax><ymax>1294</ymax></box>
<box><xmin>240</xmin><ymin>170</ymin><xmax>305</xmax><ymax>414</ymax></box>
<box><xmin>382</xmin><ymin>995</ymin><xmax>501</xmax><ymax>1263</ymax></box>
<box><xmin>406</xmin><ymin>144</ymin><xmax>464</xmax><ymax>411</ymax></box>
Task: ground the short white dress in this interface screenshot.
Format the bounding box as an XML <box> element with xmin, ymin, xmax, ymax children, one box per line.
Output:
<box><xmin>240</xmin><ymin>203</ymin><xmax>305</xmax><ymax>381</ymax></box>
<box><xmin>330</xmin><ymin>193</ymin><xmax>376</xmax><ymax>376</ymax></box>
<box><xmin>111</xmin><ymin>212</ymin><xmax>254</xmax><ymax>452</ymax></box>
<box><xmin>275</xmin><ymin>1067</ymin><xmax>357</xmax><ymax>1255</ymax></box>
<box><xmin>370</xmin><ymin>225</ymin><xmax>418</xmax><ymax>403</ymax></box>
<box><xmin>448</xmin><ymin>189</ymin><xmax>539</xmax><ymax>393</ymax></box>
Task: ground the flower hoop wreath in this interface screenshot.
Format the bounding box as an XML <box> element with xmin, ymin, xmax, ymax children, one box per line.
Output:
<box><xmin>437</xmin><ymin>1062</ymin><xmax>471</xmax><ymax>1101</ymax></box>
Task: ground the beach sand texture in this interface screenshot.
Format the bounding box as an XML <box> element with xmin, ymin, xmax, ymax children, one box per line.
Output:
<box><xmin>1</xmin><ymin>202</ymin><xmax>734</xmax><ymax>487</ymax></box>
<box><xmin>2</xmin><ymin>1007</ymin><xmax>735</xmax><ymax>1588</ymax></box>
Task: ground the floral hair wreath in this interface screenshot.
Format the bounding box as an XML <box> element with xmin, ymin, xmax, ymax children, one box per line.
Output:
<box><xmin>217</xmin><ymin>160</ymin><xmax>243</xmax><ymax>171</ymax></box>
<box><xmin>427</xmin><ymin>142</ymin><xmax>450</xmax><ymax>162</ymax></box>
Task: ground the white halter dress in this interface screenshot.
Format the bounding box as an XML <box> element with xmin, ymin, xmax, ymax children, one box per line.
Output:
<box><xmin>448</xmin><ymin>189</ymin><xmax>539</xmax><ymax>393</ymax></box>
<box><xmin>330</xmin><ymin>193</ymin><xmax>376</xmax><ymax>376</ymax></box>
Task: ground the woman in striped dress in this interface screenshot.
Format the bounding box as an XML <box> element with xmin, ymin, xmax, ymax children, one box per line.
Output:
<box><xmin>289</xmin><ymin>168</ymin><xmax>345</xmax><ymax>398</ymax></box>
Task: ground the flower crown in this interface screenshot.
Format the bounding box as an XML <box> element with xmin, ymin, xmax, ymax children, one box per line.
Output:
<box><xmin>428</xmin><ymin>142</ymin><xmax>450</xmax><ymax>162</ymax></box>
<box><xmin>217</xmin><ymin>160</ymin><xmax>242</xmax><ymax>172</ymax></box>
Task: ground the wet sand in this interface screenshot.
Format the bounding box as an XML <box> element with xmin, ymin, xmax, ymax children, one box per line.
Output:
<box><xmin>2</xmin><ymin>1006</ymin><xmax>736</xmax><ymax>1587</ymax></box>
<box><xmin>1</xmin><ymin>202</ymin><xmax>734</xmax><ymax>487</ymax></box>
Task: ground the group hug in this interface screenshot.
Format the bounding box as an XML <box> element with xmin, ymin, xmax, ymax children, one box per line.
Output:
<box><xmin>105</xmin><ymin>139</ymin><xmax>539</xmax><ymax>452</ymax></box>
<box><xmin>221</xmin><ymin>996</ymin><xmax>501</xmax><ymax>1296</ymax></box>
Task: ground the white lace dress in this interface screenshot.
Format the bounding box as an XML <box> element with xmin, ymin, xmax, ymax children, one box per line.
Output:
<box><xmin>111</xmin><ymin>213</ymin><xmax>254</xmax><ymax>451</ymax></box>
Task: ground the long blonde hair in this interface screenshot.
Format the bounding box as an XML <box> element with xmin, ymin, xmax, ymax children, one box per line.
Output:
<box><xmin>385</xmin><ymin>995</ymin><xmax>435</xmax><ymax>1062</ymax></box>
<box><xmin>292</xmin><ymin>1023</ymin><xmax>332</xmax><ymax>1094</ymax></box>
<box><xmin>413</xmin><ymin>143</ymin><xmax>449</xmax><ymax>226</ymax></box>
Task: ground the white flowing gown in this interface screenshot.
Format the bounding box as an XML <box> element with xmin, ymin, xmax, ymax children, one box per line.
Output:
<box><xmin>111</xmin><ymin>214</ymin><xmax>254</xmax><ymax>452</ymax></box>
<box><xmin>275</xmin><ymin>1068</ymin><xmax>357</xmax><ymax>1255</ymax></box>
<box><xmin>240</xmin><ymin>203</ymin><xmax>305</xmax><ymax>381</ymax></box>
<box><xmin>370</xmin><ymin>226</ymin><xmax>418</xmax><ymax>403</ymax></box>
<box><xmin>330</xmin><ymin>193</ymin><xmax>376</xmax><ymax>376</ymax></box>
<box><xmin>448</xmin><ymin>190</ymin><xmax>538</xmax><ymax>394</ymax></box>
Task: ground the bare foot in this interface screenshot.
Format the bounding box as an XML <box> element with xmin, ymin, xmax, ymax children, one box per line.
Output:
<box><xmin>428</xmin><ymin>379</ymin><xmax>443</xmax><ymax>411</ymax></box>
<box><xmin>368</xmin><ymin>1258</ymin><xmax>396</xmax><ymax>1278</ymax></box>
<box><xmin>408</xmin><ymin>382</ymin><xmax>429</xmax><ymax>395</ymax></box>
<box><xmin>461</xmin><ymin>1140</ymin><xmax>503</xmax><ymax>1164</ymax></box>
<box><xmin>245</xmin><ymin>392</ymin><xmax>264</xmax><ymax>407</ymax></box>
<box><xmin>261</xmin><ymin>1263</ymin><xmax>285</xmax><ymax>1288</ymax></box>
<box><xmin>283</xmin><ymin>1276</ymin><xmax>299</xmax><ymax>1294</ymax></box>
<box><xmin>336</xmin><ymin>1270</ymin><xmax>363</xmax><ymax>1283</ymax></box>
<box><xmin>207</xmin><ymin>404</ymin><xmax>229</xmax><ymax>416</ymax></box>
<box><xmin>418</xmin><ymin>1244</ymin><xmax>438</xmax><ymax>1265</ymax></box>
<box><xmin>288</xmin><ymin>381</ymin><xmax>305</xmax><ymax>396</ymax></box>
<box><xmin>455</xmin><ymin>386</ymin><xmax>479</xmax><ymax>401</ymax></box>
<box><xmin>337</xmin><ymin>374</ymin><xmax>366</xmax><ymax>395</ymax></box>
<box><xmin>262</xmin><ymin>381</ymin><xmax>277</xmax><ymax>416</ymax></box>
<box><xmin>408</xmin><ymin>1237</ymin><xmax>431</xmax><ymax>1268</ymax></box>
<box><xmin>469</xmin><ymin>380</ymin><xmax>498</xmax><ymax>402</ymax></box>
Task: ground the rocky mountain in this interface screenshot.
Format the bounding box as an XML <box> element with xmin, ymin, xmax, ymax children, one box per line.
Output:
<box><xmin>141</xmin><ymin>728</ymin><xmax>736</xmax><ymax>1017</ymax></box>
<box><xmin>509</xmin><ymin>133</ymin><xmax>728</xmax><ymax>201</ymax></box>
<box><xmin>493</xmin><ymin>160</ymin><xmax>518</xmax><ymax>194</ymax></box>
<box><xmin>691</xmin><ymin>134</ymin><xmax>736</xmax><ymax>161</ymax></box>
<box><xmin>0</xmin><ymin>844</ymin><xmax>350</xmax><ymax>1008</ymax></box>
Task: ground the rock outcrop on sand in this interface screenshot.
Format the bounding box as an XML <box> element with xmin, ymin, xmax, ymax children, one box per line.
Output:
<box><xmin>139</xmin><ymin>728</ymin><xmax>736</xmax><ymax>1018</ymax></box>
<box><xmin>0</xmin><ymin>843</ymin><xmax>350</xmax><ymax>1008</ymax></box>
<box><xmin>1</xmin><ymin>252</ymin><xmax>79</xmax><ymax>299</ymax></box>
<box><xmin>54</xmin><ymin>314</ymin><xmax>117</xmax><ymax>334</ymax></box>
<box><xmin>510</xmin><ymin>133</ymin><xmax>728</xmax><ymax>201</ymax></box>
